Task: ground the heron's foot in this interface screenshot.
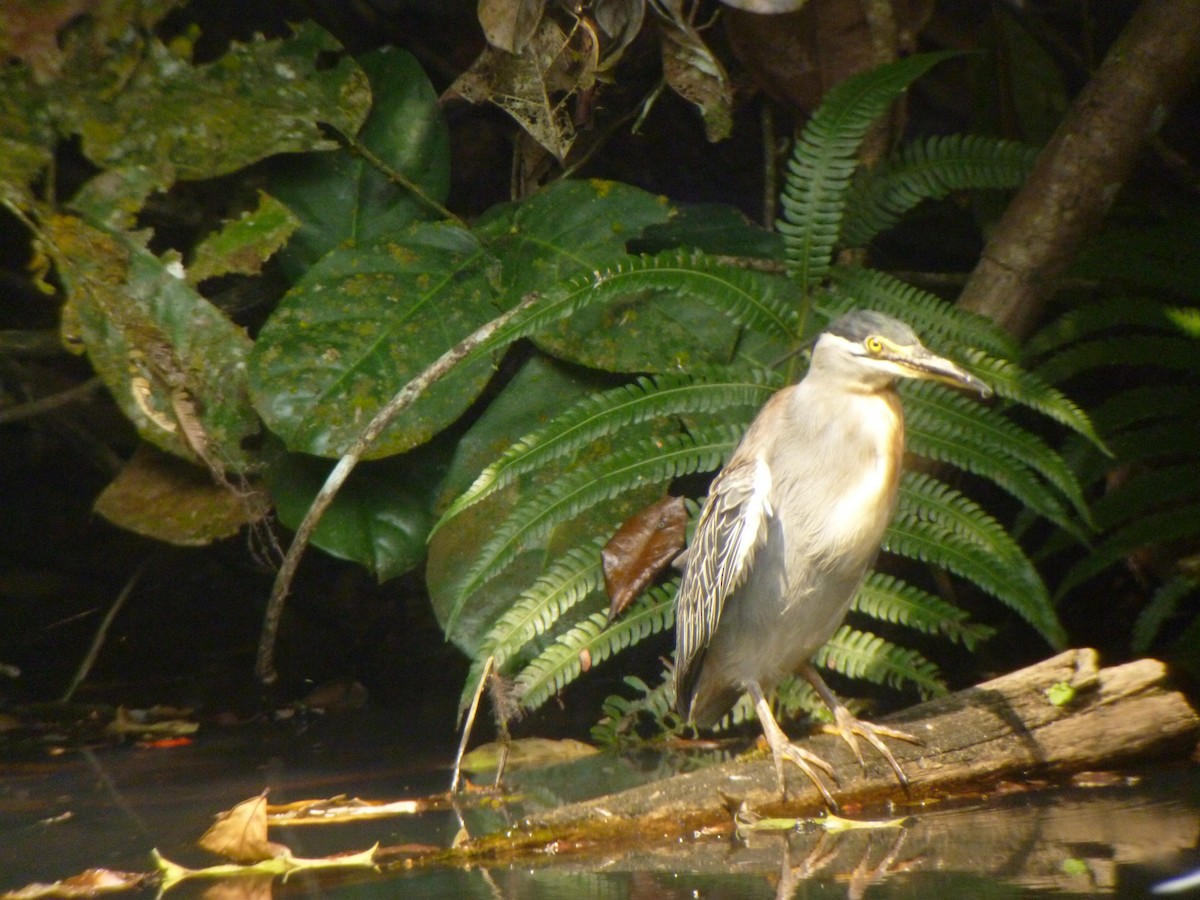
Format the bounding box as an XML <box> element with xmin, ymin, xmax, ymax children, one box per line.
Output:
<box><xmin>818</xmin><ymin>707</ymin><xmax>920</xmax><ymax>790</ymax></box>
<box><xmin>765</xmin><ymin>737</ymin><xmax>838</xmax><ymax>809</ymax></box>
<box><xmin>748</xmin><ymin>679</ymin><xmax>840</xmax><ymax>807</ymax></box>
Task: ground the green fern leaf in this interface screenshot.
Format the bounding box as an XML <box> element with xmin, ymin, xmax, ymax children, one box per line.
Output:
<box><xmin>467</xmin><ymin>251</ymin><xmax>803</xmax><ymax>368</ymax></box>
<box><xmin>435</xmin><ymin>370</ymin><xmax>777</xmax><ymax>530</ymax></box>
<box><xmin>841</xmin><ymin>134</ymin><xmax>1038</xmax><ymax>247</ymax></box>
<box><xmin>516</xmin><ymin>585</ymin><xmax>676</xmax><ymax>712</ymax></box>
<box><xmin>1056</xmin><ymin>506</ymin><xmax>1200</xmax><ymax>600</ymax></box>
<box><xmin>1024</xmin><ymin>295</ymin><xmax>1181</xmax><ymax>359</ymax></box>
<box><xmin>592</xmin><ymin>674</ymin><xmax>680</xmax><ymax>747</ymax></box>
<box><xmin>962</xmin><ymin>348</ymin><xmax>1108</xmax><ymax>451</ymax></box>
<box><xmin>1091</xmin><ymin>463</ymin><xmax>1200</xmax><ymax>531</ymax></box>
<box><xmin>884</xmin><ymin>509</ymin><xmax>1065</xmax><ymax>647</ymax></box>
<box><xmin>1132</xmin><ymin>576</ymin><xmax>1200</xmax><ymax>654</ymax></box>
<box><xmin>480</xmin><ymin>540</ymin><xmax>605</xmax><ymax>660</ymax></box>
<box><xmin>899</xmin><ymin>471</ymin><xmax>1031</xmax><ymax>567</ymax></box>
<box><xmin>1089</xmin><ymin>384</ymin><xmax>1200</xmax><ymax>436</ymax></box>
<box><xmin>777</xmin><ymin>52</ymin><xmax>957</xmax><ymax>289</ymax></box>
<box><xmin>456</xmin><ymin>539</ymin><xmax>606</xmax><ymax>714</ymax></box>
<box><xmin>814</xmin><ymin>625</ymin><xmax>947</xmax><ymax>699</ymax></box>
<box><xmin>852</xmin><ymin>571</ymin><xmax>994</xmax><ymax>650</ymax></box>
<box><xmin>904</xmin><ymin>381</ymin><xmax>1092</xmax><ymax>531</ymax></box>
<box><xmin>445</xmin><ymin>424</ymin><xmax>743</xmax><ymax>633</ymax></box>
<box><xmin>1035</xmin><ymin>334</ymin><xmax>1200</xmax><ymax>385</ymax></box>
<box><xmin>826</xmin><ymin>266</ymin><xmax>1018</xmax><ymax>359</ymax></box>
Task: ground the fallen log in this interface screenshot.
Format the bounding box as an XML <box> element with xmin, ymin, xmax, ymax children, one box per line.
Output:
<box><xmin>529</xmin><ymin>648</ymin><xmax>1198</xmax><ymax>832</ymax></box>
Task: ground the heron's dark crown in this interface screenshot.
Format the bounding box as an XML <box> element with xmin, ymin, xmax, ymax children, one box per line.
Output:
<box><xmin>825</xmin><ymin>310</ymin><xmax>919</xmax><ymax>347</ymax></box>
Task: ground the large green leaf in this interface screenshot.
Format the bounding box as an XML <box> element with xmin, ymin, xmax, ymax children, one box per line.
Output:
<box><xmin>269</xmin><ymin>47</ymin><xmax>450</xmax><ymax>280</ymax></box>
<box><xmin>427</xmin><ymin>355</ymin><xmax>625</xmax><ymax>653</ymax></box>
<box><xmin>474</xmin><ymin>180</ymin><xmax>757</xmax><ymax>371</ymax></box>
<box><xmin>476</xmin><ymin>180</ymin><xmax>672</xmax><ymax>294</ymax></box>
<box><xmin>56</xmin><ymin>22</ymin><xmax>370</xmax><ymax>181</ymax></box>
<box><xmin>433</xmin><ymin>354</ymin><xmax>611</xmax><ymax>507</ymax></box>
<box><xmin>47</xmin><ymin>215</ymin><xmax>258</xmax><ymax>469</ymax></box>
<box><xmin>0</xmin><ymin>64</ymin><xmax>54</xmax><ymax>207</ymax></box>
<box><xmin>247</xmin><ymin>221</ymin><xmax>503</xmax><ymax>458</ymax></box>
<box><xmin>266</xmin><ymin>438</ymin><xmax>449</xmax><ymax>581</ymax></box>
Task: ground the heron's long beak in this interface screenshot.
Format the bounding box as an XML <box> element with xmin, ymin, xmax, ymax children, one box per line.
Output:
<box><xmin>903</xmin><ymin>347</ymin><xmax>993</xmax><ymax>398</ymax></box>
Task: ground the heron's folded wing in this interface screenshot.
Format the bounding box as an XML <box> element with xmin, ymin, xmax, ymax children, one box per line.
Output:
<box><xmin>673</xmin><ymin>457</ymin><xmax>773</xmax><ymax>699</ymax></box>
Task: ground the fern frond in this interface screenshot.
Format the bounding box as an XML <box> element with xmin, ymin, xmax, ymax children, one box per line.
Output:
<box><xmin>853</xmin><ymin>571</ymin><xmax>994</xmax><ymax>650</ymax></box>
<box><xmin>1090</xmin><ymin>463</ymin><xmax>1200</xmax><ymax>532</ymax></box>
<box><xmin>475</xmin><ymin>539</ymin><xmax>605</xmax><ymax>668</ymax></box>
<box><xmin>1024</xmin><ymin>295</ymin><xmax>1181</xmax><ymax>359</ymax></box>
<box><xmin>814</xmin><ymin>625</ymin><xmax>947</xmax><ymax>699</ymax></box>
<box><xmin>468</xmin><ymin>251</ymin><xmax>803</xmax><ymax>368</ymax></box>
<box><xmin>592</xmin><ymin>674</ymin><xmax>679</xmax><ymax>747</ymax></box>
<box><xmin>962</xmin><ymin>348</ymin><xmax>1108</xmax><ymax>451</ymax></box>
<box><xmin>898</xmin><ymin>471</ymin><xmax>1030</xmax><ymax>567</ymax></box>
<box><xmin>1035</xmin><ymin>334</ymin><xmax>1200</xmax><ymax>385</ymax></box>
<box><xmin>772</xmin><ymin>676</ymin><xmax>830</xmax><ymax>723</ymax></box>
<box><xmin>777</xmin><ymin>52</ymin><xmax>956</xmax><ymax>289</ymax></box>
<box><xmin>825</xmin><ymin>266</ymin><xmax>1018</xmax><ymax>359</ymax></box>
<box><xmin>904</xmin><ymin>380</ymin><xmax>1092</xmax><ymax>530</ymax></box>
<box><xmin>1128</xmin><ymin>578</ymin><xmax>1195</xmax><ymax>657</ymax></box>
<box><xmin>436</xmin><ymin>370</ymin><xmax>777</xmax><ymax>529</ymax></box>
<box><xmin>884</xmin><ymin>509</ymin><xmax>1065</xmax><ymax>647</ymax></box>
<box><xmin>841</xmin><ymin>135</ymin><xmax>1038</xmax><ymax>248</ymax></box>
<box><xmin>445</xmin><ymin>424</ymin><xmax>743</xmax><ymax>632</ymax></box>
<box><xmin>1132</xmin><ymin>576</ymin><xmax>1200</xmax><ymax>655</ymax></box>
<box><xmin>515</xmin><ymin>584</ymin><xmax>676</xmax><ymax>712</ymax></box>
<box><xmin>709</xmin><ymin>679</ymin><xmax>829</xmax><ymax>731</ymax></box>
<box><xmin>1056</xmin><ymin>506</ymin><xmax>1200</xmax><ymax>599</ymax></box>
<box><xmin>1089</xmin><ymin>384</ymin><xmax>1200</xmax><ymax>436</ymax></box>
<box><xmin>457</xmin><ymin>539</ymin><xmax>606</xmax><ymax>714</ymax></box>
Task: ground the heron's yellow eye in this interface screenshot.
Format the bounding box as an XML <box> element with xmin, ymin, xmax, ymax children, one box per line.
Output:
<box><xmin>865</xmin><ymin>336</ymin><xmax>884</xmax><ymax>355</ymax></box>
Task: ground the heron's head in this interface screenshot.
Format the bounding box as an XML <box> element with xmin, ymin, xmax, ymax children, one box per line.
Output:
<box><xmin>813</xmin><ymin>310</ymin><xmax>992</xmax><ymax>397</ymax></box>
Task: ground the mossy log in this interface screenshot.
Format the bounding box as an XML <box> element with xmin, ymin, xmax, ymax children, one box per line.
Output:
<box><xmin>534</xmin><ymin>648</ymin><xmax>1198</xmax><ymax>831</ymax></box>
<box><xmin>434</xmin><ymin>649</ymin><xmax>1198</xmax><ymax>870</ymax></box>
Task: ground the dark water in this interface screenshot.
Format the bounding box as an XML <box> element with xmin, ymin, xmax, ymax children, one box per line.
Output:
<box><xmin>3</xmin><ymin>709</ymin><xmax>1199</xmax><ymax>899</ymax></box>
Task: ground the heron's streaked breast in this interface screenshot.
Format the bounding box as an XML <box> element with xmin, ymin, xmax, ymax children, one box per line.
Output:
<box><xmin>820</xmin><ymin>390</ymin><xmax>903</xmax><ymax>555</ymax></box>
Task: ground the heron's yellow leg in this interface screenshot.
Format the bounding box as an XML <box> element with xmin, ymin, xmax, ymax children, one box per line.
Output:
<box><xmin>801</xmin><ymin>662</ymin><xmax>920</xmax><ymax>791</ymax></box>
<box><xmin>748</xmin><ymin>681</ymin><xmax>838</xmax><ymax>807</ymax></box>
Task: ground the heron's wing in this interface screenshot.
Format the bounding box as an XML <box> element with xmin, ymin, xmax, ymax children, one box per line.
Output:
<box><xmin>674</xmin><ymin>456</ymin><xmax>773</xmax><ymax>708</ymax></box>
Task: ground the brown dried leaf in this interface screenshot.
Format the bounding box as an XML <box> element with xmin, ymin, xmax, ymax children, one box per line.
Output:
<box><xmin>603</xmin><ymin>495</ymin><xmax>688</xmax><ymax>621</ymax></box>
<box><xmin>657</xmin><ymin>12</ymin><xmax>733</xmax><ymax>141</ymax></box>
<box><xmin>593</xmin><ymin>0</ymin><xmax>645</xmax><ymax>70</ymax></box>
<box><xmin>196</xmin><ymin>875</ymin><xmax>274</xmax><ymax>900</ymax></box>
<box><xmin>725</xmin><ymin>0</ymin><xmax>933</xmax><ymax>112</ymax></box>
<box><xmin>0</xmin><ymin>869</ymin><xmax>145</xmax><ymax>900</ymax></box>
<box><xmin>93</xmin><ymin>444</ymin><xmax>266</xmax><ymax>547</ymax></box>
<box><xmin>199</xmin><ymin>792</ymin><xmax>285</xmax><ymax>863</ymax></box>
<box><xmin>447</xmin><ymin>18</ymin><xmax>596</xmax><ymax>159</ymax></box>
<box><xmin>478</xmin><ymin>0</ymin><xmax>546</xmax><ymax>53</ymax></box>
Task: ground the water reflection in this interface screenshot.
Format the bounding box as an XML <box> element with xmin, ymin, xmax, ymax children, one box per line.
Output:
<box><xmin>2</xmin><ymin>715</ymin><xmax>1199</xmax><ymax>899</ymax></box>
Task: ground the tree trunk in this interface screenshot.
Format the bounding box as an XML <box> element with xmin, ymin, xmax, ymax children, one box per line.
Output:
<box><xmin>957</xmin><ymin>0</ymin><xmax>1200</xmax><ymax>338</ymax></box>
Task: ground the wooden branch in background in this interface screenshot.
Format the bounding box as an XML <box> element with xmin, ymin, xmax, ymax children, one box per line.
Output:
<box><xmin>958</xmin><ymin>0</ymin><xmax>1200</xmax><ymax>338</ymax></box>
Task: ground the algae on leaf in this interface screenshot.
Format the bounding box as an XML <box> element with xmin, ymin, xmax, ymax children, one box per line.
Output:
<box><xmin>52</xmin><ymin>21</ymin><xmax>370</xmax><ymax>181</ymax></box>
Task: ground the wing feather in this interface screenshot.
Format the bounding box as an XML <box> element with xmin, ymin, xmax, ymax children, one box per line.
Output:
<box><xmin>673</xmin><ymin>456</ymin><xmax>773</xmax><ymax>712</ymax></box>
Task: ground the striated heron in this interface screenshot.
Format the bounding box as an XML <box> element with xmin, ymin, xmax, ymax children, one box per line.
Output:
<box><xmin>673</xmin><ymin>309</ymin><xmax>991</xmax><ymax>804</ymax></box>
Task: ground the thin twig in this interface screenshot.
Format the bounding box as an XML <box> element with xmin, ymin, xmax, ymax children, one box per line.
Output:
<box><xmin>342</xmin><ymin>134</ymin><xmax>464</xmax><ymax>226</ymax></box>
<box><xmin>62</xmin><ymin>558</ymin><xmax>151</xmax><ymax>702</ymax></box>
<box><xmin>760</xmin><ymin>101</ymin><xmax>776</xmax><ymax>229</ymax></box>
<box><xmin>0</xmin><ymin>376</ymin><xmax>104</xmax><ymax>425</ymax></box>
<box><xmin>255</xmin><ymin>292</ymin><xmax>543</xmax><ymax>685</ymax></box>
<box><xmin>450</xmin><ymin>655</ymin><xmax>494</xmax><ymax>794</ymax></box>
